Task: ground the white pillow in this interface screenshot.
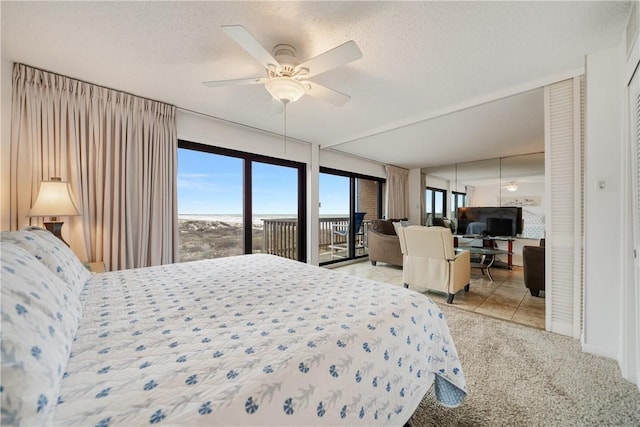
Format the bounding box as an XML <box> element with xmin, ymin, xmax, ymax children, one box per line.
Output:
<box><xmin>1</xmin><ymin>227</ymin><xmax>91</xmax><ymax>297</ymax></box>
<box><xmin>1</xmin><ymin>241</ymin><xmax>81</xmax><ymax>426</ymax></box>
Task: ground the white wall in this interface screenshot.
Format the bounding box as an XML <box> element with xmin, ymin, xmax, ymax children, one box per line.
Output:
<box><xmin>319</xmin><ymin>149</ymin><xmax>385</xmax><ymax>179</ymax></box>
<box><xmin>407</xmin><ymin>168</ymin><xmax>422</xmax><ymax>224</ymax></box>
<box><xmin>468</xmin><ymin>183</ymin><xmax>499</xmax><ymax>206</ymax></box>
<box><xmin>425</xmin><ymin>175</ymin><xmax>448</xmax><ymax>191</ymax></box>
<box><xmin>177</xmin><ymin>110</ymin><xmax>311</xmax><ymax>164</ymax></box>
<box><xmin>583</xmin><ymin>43</ymin><xmax>625</xmax><ymax>360</ymax></box>
<box><xmin>1</xmin><ymin>58</ymin><xmax>13</xmax><ymax>230</ymax></box>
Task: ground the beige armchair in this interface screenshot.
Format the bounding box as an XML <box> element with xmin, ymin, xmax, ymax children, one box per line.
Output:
<box><xmin>397</xmin><ymin>225</ymin><xmax>471</xmax><ymax>304</ymax></box>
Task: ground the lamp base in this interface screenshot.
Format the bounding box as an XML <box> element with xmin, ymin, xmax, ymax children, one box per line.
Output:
<box><xmin>43</xmin><ymin>221</ymin><xmax>69</xmax><ymax>246</ymax></box>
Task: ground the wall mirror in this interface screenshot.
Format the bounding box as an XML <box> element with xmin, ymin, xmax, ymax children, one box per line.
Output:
<box><xmin>422</xmin><ymin>152</ymin><xmax>544</xmax><ymax>239</ymax></box>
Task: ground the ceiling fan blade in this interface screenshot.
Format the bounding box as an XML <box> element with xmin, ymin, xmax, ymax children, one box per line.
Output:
<box><xmin>305</xmin><ymin>81</ymin><xmax>351</xmax><ymax>106</ymax></box>
<box><xmin>202</xmin><ymin>77</ymin><xmax>264</xmax><ymax>88</ymax></box>
<box><xmin>222</xmin><ymin>25</ymin><xmax>280</xmax><ymax>70</ymax></box>
<box><xmin>294</xmin><ymin>41</ymin><xmax>362</xmax><ymax>78</ymax></box>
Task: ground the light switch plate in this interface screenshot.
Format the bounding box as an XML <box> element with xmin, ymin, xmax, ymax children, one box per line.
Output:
<box><xmin>596</xmin><ymin>178</ymin><xmax>607</xmax><ymax>191</ymax></box>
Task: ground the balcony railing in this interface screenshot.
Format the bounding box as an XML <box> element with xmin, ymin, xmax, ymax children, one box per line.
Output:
<box><xmin>261</xmin><ymin>217</ymin><xmax>299</xmax><ymax>260</ymax></box>
<box><xmin>261</xmin><ymin>217</ymin><xmax>356</xmax><ymax>261</ymax></box>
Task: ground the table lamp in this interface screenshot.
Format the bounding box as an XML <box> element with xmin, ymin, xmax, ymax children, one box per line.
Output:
<box><xmin>28</xmin><ymin>177</ymin><xmax>80</xmax><ymax>245</ymax></box>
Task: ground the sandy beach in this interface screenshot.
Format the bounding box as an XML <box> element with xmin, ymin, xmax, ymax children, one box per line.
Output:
<box><xmin>178</xmin><ymin>218</ymin><xmax>264</xmax><ymax>262</ymax></box>
<box><xmin>178</xmin><ymin>215</ymin><xmax>348</xmax><ymax>263</ymax></box>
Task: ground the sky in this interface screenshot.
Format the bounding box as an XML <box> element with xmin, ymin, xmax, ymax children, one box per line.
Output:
<box><xmin>177</xmin><ymin>148</ymin><xmax>350</xmax><ymax>215</ymax></box>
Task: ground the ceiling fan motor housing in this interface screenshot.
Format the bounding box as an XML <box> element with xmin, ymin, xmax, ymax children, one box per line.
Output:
<box><xmin>271</xmin><ymin>44</ymin><xmax>299</xmax><ymax>76</ymax></box>
<box><xmin>265</xmin><ymin>77</ymin><xmax>306</xmax><ymax>103</ymax></box>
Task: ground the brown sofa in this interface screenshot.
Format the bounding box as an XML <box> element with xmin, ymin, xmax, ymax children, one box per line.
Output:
<box><xmin>523</xmin><ymin>238</ymin><xmax>545</xmax><ymax>297</ymax></box>
<box><xmin>367</xmin><ymin>218</ymin><xmax>406</xmax><ymax>267</ymax></box>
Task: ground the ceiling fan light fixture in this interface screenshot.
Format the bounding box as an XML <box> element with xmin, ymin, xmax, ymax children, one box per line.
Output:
<box><xmin>265</xmin><ymin>77</ymin><xmax>306</xmax><ymax>104</ymax></box>
<box><xmin>506</xmin><ymin>182</ymin><xmax>518</xmax><ymax>192</ymax></box>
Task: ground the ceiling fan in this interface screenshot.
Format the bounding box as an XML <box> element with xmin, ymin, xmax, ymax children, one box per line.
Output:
<box><xmin>203</xmin><ymin>25</ymin><xmax>363</xmax><ymax>107</ymax></box>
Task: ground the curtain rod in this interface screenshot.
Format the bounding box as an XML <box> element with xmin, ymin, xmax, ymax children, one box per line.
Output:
<box><xmin>16</xmin><ymin>62</ymin><xmax>312</xmax><ymax>145</ymax></box>
<box><xmin>16</xmin><ymin>62</ymin><xmax>172</xmax><ymax>107</ymax></box>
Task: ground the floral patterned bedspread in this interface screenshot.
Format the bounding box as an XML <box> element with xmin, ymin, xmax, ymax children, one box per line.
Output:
<box><xmin>51</xmin><ymin>254</ymin><xmax>466</xmax><ymax>426</ymax></box>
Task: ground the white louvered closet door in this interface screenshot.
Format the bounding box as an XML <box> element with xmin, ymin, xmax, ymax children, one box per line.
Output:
<box><xmin>629</xmin><ymin>67</ymin><xmax>640</xmax><ymax>386</ymax></box>
<box><xmin>544</xmin><ymin>78</ymin><xmax>584</xmax><ymax>338</ymax></box>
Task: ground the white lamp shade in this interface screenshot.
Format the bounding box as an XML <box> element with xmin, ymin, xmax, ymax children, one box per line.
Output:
<box><xmin>29</xmin><ymin>180</ymin><xmax>80</xmax><ymax>217</ymax></box>
<box><xmin>265</xmin><ymin>77</ymin><xmax>306</xmax><ymax>103</ymax></box>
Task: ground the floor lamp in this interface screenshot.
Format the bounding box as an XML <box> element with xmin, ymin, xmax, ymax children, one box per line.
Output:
<box><xmin>28</xmin><ymin>177</ymin><xmax>80</xmax><ymax>246</ymax></box>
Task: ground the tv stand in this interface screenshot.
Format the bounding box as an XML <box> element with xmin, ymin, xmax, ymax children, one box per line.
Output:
<box><xmin>453</xmin><ymin>235</ymin><xmax>514</xmax><ymax>270</ymax></box>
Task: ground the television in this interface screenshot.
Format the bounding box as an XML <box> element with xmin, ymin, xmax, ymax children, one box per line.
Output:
<box><xmin>486</xmin><ymin>217</ymin><xmax>514</xmax><ymax>237</ymax></box>
<box><xmin>455</xmin><ymin>207</ymin><xmax>523</xmax><ymax>237</ymax></box>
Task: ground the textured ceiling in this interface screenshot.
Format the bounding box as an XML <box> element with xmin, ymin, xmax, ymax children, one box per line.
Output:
<box><xmin>1</xmin><ymin>1</ymin><xmax>630</xmax><ymax>169</ymax></box>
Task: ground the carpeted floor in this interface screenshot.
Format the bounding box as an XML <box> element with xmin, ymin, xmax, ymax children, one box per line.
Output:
<box><xmin>409</xmin><ymin>303</ymin><xmax>640</xmax><ymax>426</ymax></box>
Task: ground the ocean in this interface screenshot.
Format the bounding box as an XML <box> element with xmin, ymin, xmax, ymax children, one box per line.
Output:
<box><xmin>178</xmin><ymin>214</ymin><xmax>348</xmax><ymax>226</ymax></box>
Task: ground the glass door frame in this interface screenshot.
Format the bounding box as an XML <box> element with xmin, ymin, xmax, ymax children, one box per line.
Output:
<box><xmin>451</xmin><ymin>191</ymin><xmax>466</xmax><ymax>219</ymax></box>
<box><xmin>319</xmin><ymin>166</ymin><xmax>384</xmax><ymax>266</ymax></box>
<box><xmin>426</xmin><ymin>186</ymin><xmax>447</xmax><ymax>225</ymax></box>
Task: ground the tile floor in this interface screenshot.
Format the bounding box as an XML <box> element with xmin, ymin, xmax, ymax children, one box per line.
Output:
<box><xmin>330</xmin><ymin>260</ymin><xmax>546</xmax><ymax>329</ymax></box>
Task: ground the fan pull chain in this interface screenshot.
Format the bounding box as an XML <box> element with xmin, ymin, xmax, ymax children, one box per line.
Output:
<box><xmin>283</xmin><ymin>101</ymin><xmax>288</xmax><ymax>155</ymax></box>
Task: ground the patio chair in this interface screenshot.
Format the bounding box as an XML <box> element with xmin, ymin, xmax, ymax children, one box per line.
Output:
<box><xmin>329</xmin><ymin>212</ymin><xmax>366</xmax><ymax>258</ymax></box>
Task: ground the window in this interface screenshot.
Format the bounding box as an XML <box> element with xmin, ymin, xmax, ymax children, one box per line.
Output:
<box><xmin>177</xmin><ymin>141</ymin><xmax>306</xmax><ymax>262</ymax></box>
<box><xmin>177</xmin><ymin>149</ymin><xmax>243</xmax><ymax>260</ymax></box>
<box><xmin>426</xmin><ymin>187</ymin><xmax>446</xmax><ymax>225</ymax></box>
<box><xmin>451</xmin><ymin>191</ymin><xmax>466</xmax><ymax>219</ymax></box>
<box><xmin>319</xmin><ymin>167</ymin><xmax>384</xmax><ymax>265</ymax></box>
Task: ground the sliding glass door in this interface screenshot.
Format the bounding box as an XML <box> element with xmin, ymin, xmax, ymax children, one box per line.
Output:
<box><xmin>319</xmin><ymin>168</ymin><xmax>384</xmax><ymax>265</ymax></box>
<box><xmin>426</xmin><ymin>187</ymin><xmax>446</xmax><ymax>226</ymax></box>
<box><xmin>319</xmin><ymin>173</ymin><xmax>350</xmax><ymax>263</ymax></box>
<box><xmin>177</xmin><ymin>141</ymin><xmax>306</xmax><ymax>262</ymax></box>
<box><xmin>252</xmin><ymin>162</ymin><xmax>300</xmax><ymax>259</ymax></box>
<box><xmin>451</xmin><ymin>191</ymin><xmax>466</xmax><ymax>219</ymax></box>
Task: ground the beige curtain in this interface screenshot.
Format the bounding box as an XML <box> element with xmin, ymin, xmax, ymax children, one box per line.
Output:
<box><xmin>10</xmin><ymin>63</ymin><xmax>178</xmax><ymax>270</ymax></box>
<box><xmin>465</xmin><ymin>185</ymin><xmax>476</xmax><ymax>206</ymax></box>
<box><xmin>385</xmin><ymin>165</ymin><xmax>409</xmax><ymax>219</ymax></box>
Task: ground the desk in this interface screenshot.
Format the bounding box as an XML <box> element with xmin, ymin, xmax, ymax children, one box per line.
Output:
<box><xmin>455</xmin><ymin>246</ymin><xmax>508</xmax><ymax>281</ymax></box>
<box><xmin>454</xmin><ymin>235</ymin><xmax>515</xmax><ymax>270</ymax></box>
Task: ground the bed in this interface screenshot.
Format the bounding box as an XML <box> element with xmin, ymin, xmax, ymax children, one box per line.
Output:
<box><xmin>1</xmin><ymin>227</ymin><xmax>467</xmax><ymax>426</ymax></box>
